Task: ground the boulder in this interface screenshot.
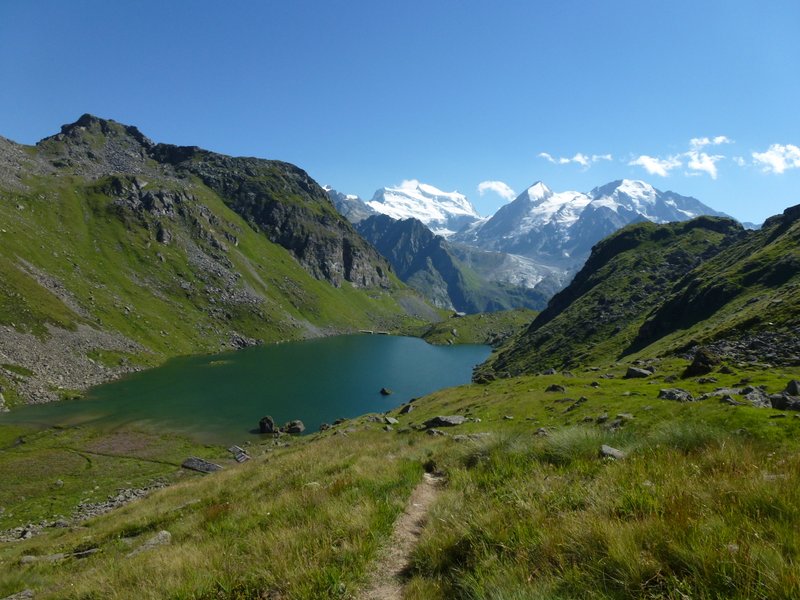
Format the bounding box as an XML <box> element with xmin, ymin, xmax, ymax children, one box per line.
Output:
<box><xmin>683</xmin><ymin>347</ymin><xmax>721</xmax><ymax>377</ymax></box>
<box><xmin>545</xmin><ymin>384</ymin><xmax>566</xmax><ymax>393</ymax></box>
<box><xmin>379</xmin><ymin>387</ymin><xmax>392</xmax><ymax>395</ymax></box>
<box><xmin>600</xmin><ymin>445</ymin><xmax>626</xmax><ymax>460</ymax></box>
<box><xmin>424</xmin><ymin>415</ymin><xmax>468</xmax><ymax>428</ymax></box>
<box><xmin>624</xmin><ymin>367</ymin><xmax>651</xmax><ymax>379</ymax></box>
<box><xmin>384</xmin><ymin>416</ymin><xmax>399</xmax><ymax>425</ymax></box>
<box><xmin>319</xmin><ymin>423</ymin><xmax>331</xmax><ymax>431</ymax></box>
<box><xmin>399</xmin><ymin>403</ymin><xmax>414</xmax><ymax>414</ymax></box>
<box><xmin>657</xmin><ymin>388</ymin><xmax>695</xmax><ymax>402</ymax></box>
<box><xmin>283</xmin><ymin>420</ymin><xmax>305</xmax><ymax>434</ymax></box>
<box><xmin>258</xmin><ymin>415</ymin><xmax>277</xmax><ymax>434</ymax></box>
<box><xmin>181</xmin><ymin>457</ymin><xmax>222</xmax><ymax>474</ymax></box>
<box><xmin>126</xmin><ymin>530</ymin><xmax>171</xmax><ymax>558</ymax></box>
<box><xmin>785</xmin><ymin>380</ymin><xmax>800</xmax><ymax>396</ymax></box>
<box><xmin>770</xmin><ymin>394</ymin><xmax>800</xmax><ymax>411</ymax></box>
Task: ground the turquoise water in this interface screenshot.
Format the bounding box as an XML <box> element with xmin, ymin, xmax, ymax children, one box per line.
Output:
<box><xmin>0</xmin><ymin>335</ymin><xmax>491</xmax><ymax>444</ymax></box>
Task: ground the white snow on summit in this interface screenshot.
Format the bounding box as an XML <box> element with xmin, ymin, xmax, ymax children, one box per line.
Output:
<box><xmin>366</xmin><ymin>180</ymin><xmax>480</xmax><ymax>237</ymax></box>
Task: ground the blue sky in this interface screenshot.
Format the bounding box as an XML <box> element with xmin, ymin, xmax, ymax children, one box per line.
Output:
<box><xmin>1</xmin><ymin>1</ymin><xmax>798</xmax><ymax>222</ymax></box>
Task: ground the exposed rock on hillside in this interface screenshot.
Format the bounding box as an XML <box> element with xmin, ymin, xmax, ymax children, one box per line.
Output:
<box><xmin>356</xmin><ymin>214</ymin><xmax>548</xmax><ymax>312</ymax></box>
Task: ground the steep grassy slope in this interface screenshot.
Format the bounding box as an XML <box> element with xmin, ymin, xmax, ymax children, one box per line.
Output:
<box><xmin>0</xmin><ymin>116</ymin><xmax>436</xmax><ymax>404</ymax></box>
<box><xmin>480</xmin><ymin>216</ymin><xmax>746</xmax><ymax>376</ymax></box>
<box><xmin>1</xmin><ymin>358</ymin><xmax>798</xmax><ymax>599</ymax></box>
<box><xmin>416</xmin><ymin>309</ymin><xmax>538</xmax><ymax>347</ymax></box>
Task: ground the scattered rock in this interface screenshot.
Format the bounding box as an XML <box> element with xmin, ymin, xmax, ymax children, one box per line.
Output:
<box><xmin>258</xmin><ymin>415</ymin><xmax>277</xmax><ymax>434</ymax></box>
<box><xmin>624</xmin><ymin>367</ymin><xmax>651</xmax><ymax>379</ymax></box>
<box><xmin>20</xmin><ymin>553</ymin><xmax>66</xmax><ymax>565</ymax></box>
<box><xmin>2</xmin><ymin>589</ymin><xmax>34</xmax><ymax>600</ymax></box>
<box><xmin>126</xmin><ymin>530</ymin><xmax>171</xmax><ymax>558</ymax></box>
<box><xmin>664</xmin><ymin>374</ymin><xmax>678</xmax><ymax>383</ymax></box>
<box><xmin>426</xmin><ymin>428</ymin><xmax>448</xmax><ymax>436</ymax></box>
<box><xmin>383</xmin><ymin>425</ymin><xmax>393</xmax><ymax>432</ymax></box>
<box><xmin>503</xmin><ymin>415</ymin><xmax>514</xmax><ymax>420</ymax></box>
<box><xmin>596</xmin><ymin>412</ymin><xmax>609</xmax><ymax>424</ymax></box>
<box><xmin>181</xmin><ymin>457</ymin><xmax>223</xmax><ymax>473</ymax></box>
<box><xmin>719</xmin><ymin>395</ymin><xmax>744</xmax><ymax>406</ymax></box>
<box><xmin>543</xmin><ymin>368</ymin><xmax>557</xmax><ymax>375</ymax></box>
<box><xmin>616</xmin><ymin>413</ymin><xmax>634</xmax><ymax>421</ymax></box>
<box><xmin>600</xmin><ymin>445</ymin><xmax>626</xmax><ymax>460</ymax></box>
<box><xmin>424</xmin><ymin>415</ymin><xmax>468</xmax><ymax>428</ymax></box>
<box><xmin>282</xmin><ymin>420</ymin><xmax>305</xmax><ymax>434</ymax></box>
<box><xmin>384</xmin><ymin>416</ymin><xmax>399</xmax><ymax>425</ymax></box>
<box><xmin>565</xmin><ymin>397</ymin><xmax>588</xmax><ymax>412</ymax></box>
<box><xmin>769</xmin><ymin>414</ymin><xmax>787</xmax><ymax>419</ymax></box>
<box><xmin>785</xmin><ymin>380</ymin><xmax>800</xmax><ymax>396</ymax></box>
<box><xmin>741</xmin><ymin>386</ymin><xmax>771</xmax><ymax>408</ymax></box>
<box><xmin>319</xmin><ymin>422</ymin><xmax>331</xmax><ymax>431</ymax></box>
<box><xmin>658</xmin><ymin>388</ymin><xmax>695</xmax><ymax>402</ymax></box>
<box><xmin>770</xmin><ymin>394</ymin><xmax>800</xmax><ymax>411</ymax></box>
<box><xmin>399</xmin><ymin>403</ymin><xmax>414</xmax><ymax>414</ymax></box>
<box><xmin>697</xmin><ymin>377</ymin><xmax>718</xmax><ymax>384</ymax></box>
<box><xmin>534</xmin><ymin>427</ymin><xmax>549</xmax><ymax>436</ymax></box>
<box><xmin>545</xmin><ymin>384</ymin><xmax>566</xmax><ymax>393</ymax></box>
<box><xmin>683</xmin><ymin>347</ymin><xmax>721</xmax><ymax>377</ymax></box>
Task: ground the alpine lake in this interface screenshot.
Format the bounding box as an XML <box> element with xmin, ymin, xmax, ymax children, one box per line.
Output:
<box><xmin>0</xmin><ymin>335</ymin><xmax>491</xmax><ymax>445</ymax></box>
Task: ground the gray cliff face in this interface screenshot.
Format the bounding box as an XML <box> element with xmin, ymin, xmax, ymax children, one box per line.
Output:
<box><xmin>356</xmin><ymin>214</ymin><xmax>549</xmax><ymax>313</ymax></box>
<box><xmin>34</xmin><ymin>114</ymin><xmax>392</xmax><ymax>289</ymax></box>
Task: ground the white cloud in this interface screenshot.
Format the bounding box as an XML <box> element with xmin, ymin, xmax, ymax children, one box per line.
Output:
<box><xmin>752</xmin><ymin>143</ymin><xmax>800</xmax><ymax>174</ymax></box>
<box><xmin>477</xmin><ymin>180</ymin><xmax>516</xmax><ymax>202</ymax></box>
<box><xmin>690</xmin><ymin>135</ymin><xmax>732</xmax><ymax>149</ymax></box>
<box><xmin>686</xmin><ymin>150</ymin><xmax>724</xmax><ymax>179</ymax></box>
<box><xmin>733</xmin><ymin>156</ymin><xmax>747</xmax><ymax>167</ymax></box>
<box><xmin>628</xmin><ymin>154</ymin><xmax>682</xmax><ymax>177</ymax></box>
<box><xmin>538</xmin><ymin>151</ymin><xmax>613</xmax><ymax>168</ymax></box>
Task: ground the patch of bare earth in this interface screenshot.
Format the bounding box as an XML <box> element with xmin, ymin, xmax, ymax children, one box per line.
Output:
<box><xmin>358</xmin><ymin>472</ymin><xmax>444</xmax><ymax>600</ymax></box>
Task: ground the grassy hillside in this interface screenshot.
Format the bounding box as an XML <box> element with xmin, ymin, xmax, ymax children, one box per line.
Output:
<box><xmin>1</xmin><ymin>357</ymin><xmax>798</xmax><ymax>599</ymax></box>
<box><xmin>416</xmin><ymin>309</ymin><xmax>538</xmax><ymax>346</ymax></box>
<box><xmin>480</xmin><ymin>211</ymin><xmax>800</xmax><ymax>378</ymax></box>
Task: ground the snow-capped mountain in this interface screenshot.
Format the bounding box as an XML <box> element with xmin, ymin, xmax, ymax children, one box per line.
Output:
<box><xmin>454</xmin><ymin>179</ymin><xmax>727</xmax><ymax>266</ymax></box>
<box><xmin>365</xmin><ymin>180</ymin><xmax>480</xmax><ymax>237</ymax></box>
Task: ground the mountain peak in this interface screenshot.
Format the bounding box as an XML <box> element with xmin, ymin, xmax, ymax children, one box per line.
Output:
<box><xmin>52</xmin><ymin>113</ymin><xmax>154</xmax><ymax>148</ymax></box>
<box><xmin>366</xmin><ymin>180</ymin><xmax>480</xmax><ymax>237</ymax></box>
<box><xmin>525</xmin><ymin>181</ymin><xmax>552</xmax><ymax>201</ymax></box>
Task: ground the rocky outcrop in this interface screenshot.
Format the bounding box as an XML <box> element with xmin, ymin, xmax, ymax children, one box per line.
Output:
<box><xmin>658</xmin><ymin>388</ymin><xmax>695</xmax><ymax>402</ymax></box>
<box><xmin>154</xmin><ymin>149</ymin><xmax>391</xmax><ymax>288</ymax></box>
<box><xmin>424</xmin><ymin>415</ymin><xmax>468</xmax><ymax>428</ymax></box>
<box><xmin>259</xmin><ymin>415</ymin><xmax>277</xmax><ymax>434</ymax></box>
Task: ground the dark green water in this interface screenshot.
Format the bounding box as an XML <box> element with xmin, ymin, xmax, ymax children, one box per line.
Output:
<box><xmin>0</xmin><ymin>335</ymin><xmax>490</xmax><ymax>444</ymax></box>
